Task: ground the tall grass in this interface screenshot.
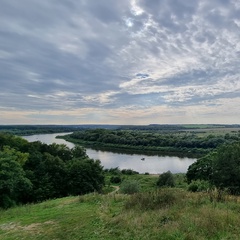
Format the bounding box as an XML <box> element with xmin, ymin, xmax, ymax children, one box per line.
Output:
<box><xmin>1</xmin><ymin>189</ymin><xmax>240</xmax><ymax>239</ymax></box>
<box><xmin>124</xmin><ymin>189</ymin><xmax>184</xmax><ymax>210</ymax></box>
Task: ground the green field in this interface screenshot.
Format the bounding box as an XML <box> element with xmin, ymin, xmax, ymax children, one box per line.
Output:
<box><xmin>1</xmin><ymin>188</ymin><xmax>240</xmax><ymax>240</ymax></box>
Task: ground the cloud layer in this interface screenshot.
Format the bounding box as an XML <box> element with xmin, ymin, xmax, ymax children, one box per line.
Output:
<box><xmin>0</xmin><ymin>0</ymin><xmax>240</xmax><ymax>124</ymax></box>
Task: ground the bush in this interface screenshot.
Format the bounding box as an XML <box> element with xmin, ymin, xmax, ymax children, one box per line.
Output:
<box><xmin>120</xmin><ymin>180</ymin><xmax>140</xmax><ymax>194</ymax></box>
<box><xmin>188</xmin><ymin>180</ymin><xmax>210</xmax><ymax>192</ymax></box>
<box><xmin>121</xmin><ymin>169</ymin><xmax>139</xmax><ymax>175</ymax></box>
<box><xmin>157</xmin><ymin>171</ymin><xmax>175</xmax><ymax>187</ymax></box>
<box><xmin>110</xmin><ymin>175</ymin><xmax>122</xmax><ymax>184</ymax></box>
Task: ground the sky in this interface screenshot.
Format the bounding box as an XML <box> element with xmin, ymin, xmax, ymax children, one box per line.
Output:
<box><xmin>0</xmin><ymin>0</ymin><xmax>240</xmax><ymax>125</ymax></box>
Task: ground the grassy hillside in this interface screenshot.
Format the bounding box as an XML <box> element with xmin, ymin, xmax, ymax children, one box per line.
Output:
<box><xmin>1</xmin><ymin>189</ymin><xmax>240</xmax><ymax>240</ymax></box>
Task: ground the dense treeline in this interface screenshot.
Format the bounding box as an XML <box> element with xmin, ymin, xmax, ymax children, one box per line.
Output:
<box><xmin>0</xmin><ymin>133</ymin><xmax>104</xmax><ymax>208</ymax></box>
<box><xmin>118</xmin><ymin>124</ymin><xmax>240</xmax><ymax>131</ymax></box>
<box><xmin>0</xmin><ymin>125</ymin><xmax>79</xmax><ymax>135</ymax></box>
<box><xmin>62</xmin><ymin>129</ymin><xmax>240</xmax><ymax>155</ymax></box>
<box><xmin>186</xmin><ymin>142</ymin><xmax>240</xmax><ymax>194</ymax></box>
<box><xmin>0</xmin><ymin>124</ymin><xmax>122</xmax><ymax>136</ymax></box>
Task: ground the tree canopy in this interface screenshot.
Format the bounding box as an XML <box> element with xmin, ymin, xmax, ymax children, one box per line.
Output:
<box><xmin>187</xmin><ymin>142</ymin><xmax>240</xmax><ymax>194</ymax></box>
<box><xmin>0</xmin><ymin>133</ymin><xmax>105</xmax><ymax>208</ymax></box>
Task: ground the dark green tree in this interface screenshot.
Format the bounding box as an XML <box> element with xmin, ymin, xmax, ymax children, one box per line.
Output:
<box><xmin>187</xmin><ymin>142</ymin><xmax>240</xmax><ymax>195</ymax></box>
<box><xmin>0</xmin><ymin>149</ymin><xmax>32</xmax><ymax>208</ymax></box>
<box><xmin>24</xmin><ymin>152</ymin><xmax>68</xmax><ymax>201</ymax></box>
<box><xmin>211</xmin><ymin>142</ymin><xmax>240</xmax><ymax>194</ymax></box>
<box><xmin>186</xmin><ymin>153</ymin><xmax>215</xmax><ymax>184</ymax></box>
<box><xmin>67</xmin><ymin>158</ymin><xmax>104</xmax><ymax>195</ymax></box>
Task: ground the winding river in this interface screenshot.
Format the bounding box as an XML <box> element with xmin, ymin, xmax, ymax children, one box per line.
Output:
<box><xmin>22</xmin><ymin>133</ymin><xmax>196</xmax><ymax>174</ymax></box>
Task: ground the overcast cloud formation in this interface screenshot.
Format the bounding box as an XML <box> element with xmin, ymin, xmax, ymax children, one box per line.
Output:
<box><xmin>0</xmin><ymin>0</ymin><xmax>240</xmax><ymax>124</ymax></box>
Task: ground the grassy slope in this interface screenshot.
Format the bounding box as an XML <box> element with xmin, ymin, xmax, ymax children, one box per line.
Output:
<box><xmin>1</xmin><ymin>188</ymin><xmax>240</xmax><ymax>240</ymax></box>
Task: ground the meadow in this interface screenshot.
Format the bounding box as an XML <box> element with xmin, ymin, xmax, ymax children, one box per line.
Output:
<box><xmin>1</xmin><ymin>173</ymin><xmax>240</xmax><ymax>240</ymax></box>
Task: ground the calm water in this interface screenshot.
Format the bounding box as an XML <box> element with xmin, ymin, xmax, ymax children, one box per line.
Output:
<box><xmin>22</xmin><ymin>133</ymin><xmax>196</xmax><ymax>174</ymax></box>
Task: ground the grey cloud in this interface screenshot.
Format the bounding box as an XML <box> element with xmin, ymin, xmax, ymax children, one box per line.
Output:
<box><xmin>0</xmin><ymin>0</ymin><xmax>240</xmax><ymax>123</ymax></box>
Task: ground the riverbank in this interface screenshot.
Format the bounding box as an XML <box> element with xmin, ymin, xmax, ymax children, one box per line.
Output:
<box><xmin>59</xmin><ymin>135</ymin><xmax>206</xmax><ymax>158</ymax></box>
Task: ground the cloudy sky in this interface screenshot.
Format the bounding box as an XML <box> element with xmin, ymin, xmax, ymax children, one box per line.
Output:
<box><xmin>0</xmin><ymin>0</ymin><xmax>240</xmax><ymax>125</ymax></box>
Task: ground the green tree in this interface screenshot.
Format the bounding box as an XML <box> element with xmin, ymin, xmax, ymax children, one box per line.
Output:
<box><xmin>187</xmin><ymin>142</ymin><xmax>240</xmax><ymax>195</ymax></box>
<box><xmin>67</xmin><ymin>158</ymin><xmax>104</xmax><ymax>195</ymax></box>
<box><xmin>71</xmin><ymin>145</ymin><xmax>88</xmax><ymax>159</ymax></box>
<box><xmin>0</xmin><ymin>150</ymin><xmax>32</xmax><ymax>208</ymax></box>
<box><xmin>24</xmin><ymin>152</ymin><xmax>68</xmax><ymax>201</ymax></box>
<box><xmin>186</xmin><ymin>153</ymin><xmax>215</xmax><ymax>184</ymax></box>
<box><xmin>211</xmin><ymin>142</ymin><xmax>240</xmax><ymax>194</ymax></box>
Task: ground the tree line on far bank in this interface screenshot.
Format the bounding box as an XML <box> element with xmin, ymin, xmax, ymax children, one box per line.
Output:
<box><xmin>63</xmin><ymin>129</ymin><xmax>240</xmax><ymax>155</ymax></box>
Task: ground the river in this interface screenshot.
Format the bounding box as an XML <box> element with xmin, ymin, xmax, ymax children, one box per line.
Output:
<box><xmin>22</xmin><ymin>133</ymin><xmax>196</xmax><ymax>174</ymax></box>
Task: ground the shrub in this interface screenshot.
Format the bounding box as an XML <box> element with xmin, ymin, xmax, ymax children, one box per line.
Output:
<box><xmin>157</xmin><ymin>171</ymin><xmax>175</xmax><ymax>187</ymax></box>
<box><xmin>120</xmin><ymin>180</ymin><xmax>140</xmax><ymax>194</ymax></box>
<box><xmin>110</xmin><ymin>175</ymin><xmax>122</xmax><ymax>184</ymax></box>
<box><xmin>188</xmin><ymin>180</ymin><xmax>210</xmax><ymax>192</ymax></box>
<box><xmin>121</xmin><ymin>169</ymin><xmax>139</xmax><ymax>175</ymax></box>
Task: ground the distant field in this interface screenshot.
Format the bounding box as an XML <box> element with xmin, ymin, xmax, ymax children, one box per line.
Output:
<box><xmin>182</xmin><ymin>127</ymin><xmax>240</xmax><ymax>136</ymax></box>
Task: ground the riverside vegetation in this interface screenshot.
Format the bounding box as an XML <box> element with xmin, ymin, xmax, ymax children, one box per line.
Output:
<box><xmin>1</xmin><ymin>126</ymin><xmax>240</xmax><ymax>239</ymax></box>
<box><xmin>60</xmin><ymin>126</ymin><xmax>240</xmax><ymax>156</ymax></box>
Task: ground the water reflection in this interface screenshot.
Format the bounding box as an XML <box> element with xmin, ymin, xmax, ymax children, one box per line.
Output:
<box><xmin>22</xmin><ymin>133</ymin><xmax>196</xmax><ymax>174</ymax></box>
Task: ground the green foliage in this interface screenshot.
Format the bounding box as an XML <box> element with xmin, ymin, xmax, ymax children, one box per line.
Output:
<box><xmin>188</xmin><ymin>180</ymin><xmax>210</xmax><ymax>192</ymax></box>
<box><xmin>0</xmin><ymin>151</ymin><xmax>32</xmax><ymax>208</ymax></box>
<box><xmin>211</xmin><ymin>142</ymin><xmax>240</xmax><ymax>194</ymax></box>
<box><xmin>104</xmin><ymin>167</ymin><xmax>121</xmax><ymax>175</ymax></box>
<box><xmin>120</xmin><ymin>180</ymin><xmax>140</xmax><ymax>194</ymax></box>
<box><xmin>157</xmin><ymin>171</ymin><xmax>175</xmax><ymax>187</ymax></box>
<box><xmin>64</xmin><ymin>127</ymin><xmax>240</xmax><ymax>155</ymax></box>
<box><xmin>187</xmin><ymin>142</ymin><xmax>240</xmax><ymax>195</ymax></box>
<box><xmin>121</xmin><ymin>169</ymin><xmax>139</xmax><ymax>175</ymax></box>
<box><xmin>67</xmin><ymin>159</ymin><xmax>104</xmax><ymax>195</ymax></box>
<box><xmin>25</xmin><ymin>153</ymin><xmax>68</xmax><ymax>201</ymax></box>
<box><xmin>0</xmin><ymin>125</ymin><xmax>79</xmax><ymax>135</ymax></box>
<box><xmin>110</xmin><ymin>175</ymin><xmax>122</xmax><ymax>184</ymax></box>
<box><xmin>186</xmin><ymin>153</ymin><xmax>215</xmax><ymax>183</ymax></box>
<box><xmin>0</xmin><ymin>133</ymin><xmax>105</xmax><ymax>208</ymax></box>
<box><xmin>0</xmin><ymin>145</ymin><xmax>29</xmax><ymax>166</ymax></box>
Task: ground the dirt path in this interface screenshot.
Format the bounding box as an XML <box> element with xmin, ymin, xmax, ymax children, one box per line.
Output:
<box><xmin>109</xmin><ymin>185</ymin><xmax>120</xmax><ymax>195</ymax></box>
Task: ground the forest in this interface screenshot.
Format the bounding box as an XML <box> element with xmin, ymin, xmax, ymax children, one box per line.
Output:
<box><xmin>0</xmin><ymin>133</ymin><xmax>104</xmax><ymax>208</ymax></box>
<box><xmin>61</xmin><ymin>127</ymin><xmax>240</xmax><ymax>156</ymax></box>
